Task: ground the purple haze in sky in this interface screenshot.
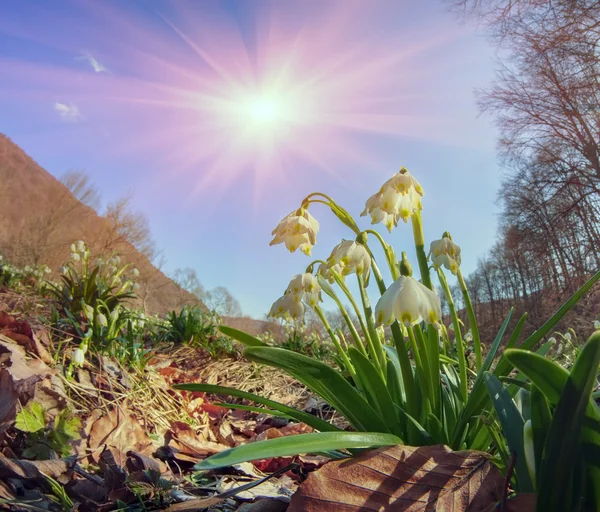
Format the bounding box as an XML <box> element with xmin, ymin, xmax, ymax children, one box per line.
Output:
<box><xmin>0</xmin><ymin>0</ymin><xmax>501</xmax><ymax>318</ymax></box>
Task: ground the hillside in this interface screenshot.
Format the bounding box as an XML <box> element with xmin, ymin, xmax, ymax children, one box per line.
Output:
<box><xmin>0</xmin><ymin>134</ymin><xmax>199</xmax><ymax>315</ymax></box>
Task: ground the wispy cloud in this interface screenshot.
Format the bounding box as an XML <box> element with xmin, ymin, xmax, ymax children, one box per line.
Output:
<box><xmin>54</xmin><ymin>102</ymin><xmax>84</xmax><ymax>122</ymax></box>
<box><xmin>78</xmin><ymin>52</ymin><xmax>108</xmax><ymax>73</ymax></box>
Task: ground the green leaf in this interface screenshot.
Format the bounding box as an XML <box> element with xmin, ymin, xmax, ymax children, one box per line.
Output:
<box><xmin>218</xmin><ymin>326</ymin><xmax>267</xmax><ymax>347</ymax></box>
<box><xmin>530</xmin><ymin>384</ymin><xmax>551</xmax><ymax>484</ymax></box>
<box><xmin>347</xmin><ymin>347</ymin><xmax>402</xmax><ymax>438</ymax></box>
<box><xmin>244</xmin><ymin>347</ymin><xmax>390</xmax><ymax>433</ymax></box>
<box><xmin>213</xmin><ymin>402</ymin><xmax>291</xmax><ymax>418</ymax></box>
<box><xmin>484</xmin><ymin>372</ymin><xmax>533</xmax><ymax>492</ymax></box>
<box><xmin>503</xmin><ymin>349</ymin><xmax>599</xmax><ymax>420</ymax></box>
<box><xmin>536</xmin><ymin>332</ymin><xmax>600</xmax><ymax>512</ymax></box>
<box><xmin>15</xmin><ymin>402</ymin><xmax>46</xmax><ymax>433</ymax></box>
<box><xmin>173</xmin><ymin>383</ymin><xmax>339</xmax><ymax>433</ymax></box>
<box><xmin>194</xmin><ymin>432</ymin><xmax>401</xmax><ymax>471</ymax></box>
<box><xmin>54</xmin><ymin>409</ymin><xmax>81</xmax><ymax>440</ymax></box>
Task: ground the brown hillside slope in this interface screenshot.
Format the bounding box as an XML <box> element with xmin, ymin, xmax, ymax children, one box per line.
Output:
<box><xmin>0</xmin><ymin>134</ymin><xmax>199</xmax><ymax>315</ymax></box>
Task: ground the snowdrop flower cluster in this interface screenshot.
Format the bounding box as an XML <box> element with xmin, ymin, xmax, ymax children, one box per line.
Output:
<box><xmin>361</xmin><ymin>168</ymin><xmax>424</xmax><ymax>232</ymax></box>
<box><xmin>269</xmin><ymin>272</ymin><xmax>323</xmax><ymax>320</ymax></box>
<box><xmin>270</xmin><ymin>207</ymin><xmax>319</xmax><ymax>256</ymax></box>
<box><xmin>429</xmin><ymin>235</ymin><xmax>462</xmax><ymax>275</ymax></box>
<box><xmin>375</xmin><ymin>275</ymin><xmax>441</xmax><ymax>327</ymax></box>
<box><xmin>285</xmin><ymin>273</ymin><xmax>322</xmax><ymax>307</ymax></box>
<box><xmin>319</xmin><ymin>240</ymin><xmax>371</xmax><ymax>282</ymax></box>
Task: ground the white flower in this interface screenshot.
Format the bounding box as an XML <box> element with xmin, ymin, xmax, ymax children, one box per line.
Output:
<box><xmin>285</xmin><ymin>273</ymin><xmax>321</xmax><ymax>307</ymax></box>
<box><xmin>324</xmin><ymin>240</ymin><xmax>371</xmax><ymax>281</ymax></box>
<box><xmin>132</xmin><ymin>268</ymin><xmax>140</xmax><ymax>277</ymax></box>
<box><xmin>374</xmin><ymin>276</ymin><xmax>441</xmax><ymax>327</ymax></box>
<box><xmin>76</xmin><ymin>240</ymin><xmax>86</xmax><ymax>252</ymax></box>
<box><xmin>361</xmin><ymin>168</ymin><xmax>424</xmax><ymax>231</ymax></box>
<box><xmin>83</xmin><ymin>304</ymin><xmax>94</xmax><ymax>321</ymax></box>
<box><xmin>96</xmin><ymin>313</ymin><xmax>108</xmax><ymax>327</ymax></box>
<box><xmin>114</xmin><ymin>255</ymin><xmax>121</xmax><ymax>265</ymax></box>
<box><xmin>429</xmin><ymin>237</ymin><xmax>462</xmax><ymax>274</ymax></box>
<box><xmin>70</xmin><ymin>243</ymin><xmax>76</xmax><ymax>252</ymax></box>
<box><xmin>464</xmin><ymin>332</ymin><xmax>473</xmax><ymax>343</ymax></box>
<box><xmin>594</xmin><ymin>320</ymin><xmax>600</xmax><ymax>330</ymax></box>
<box><xmin>564</xmin><ymin>332</ymin><xmax>572</xmax><ymax>342</ymax></box>
<box><xmin>270</xmin><ymin>208</ymin><xmax>319</xmax><ymax>256</ymax></box>
<box><xmin>268</xmin><ymin>294</ymin><xmax>305</xmax><ymax>320</ymax></box>
<box><xmin>71</xmin><ymin>252</ymin><xmax>80</xmax><ymax>262</ymax></box>
<box><xmin>548</xmin><ymin>336</ymin><xmax>557</xmax><ymax>344</ymax></box>
<box><xmin>110</xmin><ymin>309</ymin><xmax>120</xmax><ymax>322</ymax></box>
<box><xmin>72</xmin><ymin>347</ymin><xmax>85</xmax><ymax>366</ymax></box>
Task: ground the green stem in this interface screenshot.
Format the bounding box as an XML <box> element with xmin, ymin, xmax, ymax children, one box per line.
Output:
<box><xmin>411</xmin><ymin>211</ymin><xmax>432</xmax><ymax>290</ymax></box>
<box><xmin>314</xmin><ymin>305</ymin><xmax>355</xmax><ymax>377</ymax></box>
<box><xmin>356</xmin><ymin>274</ymin><xmax>386</xmax><ymax>378</ymax></box>
<box><xmin>390</xmin><ymin>322</ymin><xmax>417</xmax><ymax>432</ymax></box>
<box><xmin>331</xmin><ymin>272</ymin><xmax>371</xmax><ymax>358</ymax></box>
<box><xmin>364</xmin><ymin>230</ymin><xmax>399</xmax><ymax>280</ymax></box>
<box><xmin>438</xmin><ymin>269</ymin><xmax>468</xmax><ymax>401</ymax></box>
<box><xmin>407</xmin><ymin>327</ymin><xmax>431</xmax><ymax>417</ymax></box>
<box><xmin>457</xmin><ymin>268</ymin><xmax>482</xmax><ymax>369</ymax></box>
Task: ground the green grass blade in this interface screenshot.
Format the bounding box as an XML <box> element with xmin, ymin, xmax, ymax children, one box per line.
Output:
<box><xmin>173</xmin><ymin>383</ymin><xmax>339</xmax><ymax>432</ymax></box>
<box><xmin>521</xmin><ymin>271</ymin><xmax>600</xmax><ymax>354</ymax></box>
<box><xmin>194</xmin><ymin>432</ymin><xmax>402</xmax><ymax>471</ymax></box>
<box><xmin>244</xmin><ymin>347</ymin><xmax>389</xmax><ymax>432</ymax></box>
<box><xmin>536</xmin><ymin>332</ymin><xmax>600</xmax><ymax>512</ymax></box>
<box><xmin>218</xmin><ymin>326</ymin><xmax>268</xmax><ymax>347</ymax></box>
<box><xmin>484</xmin><ymin>372</ymin><xmax>533</xmax><ymax>492</ymax></box>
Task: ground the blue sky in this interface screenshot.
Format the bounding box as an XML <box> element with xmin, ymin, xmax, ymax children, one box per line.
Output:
<box><xmin>0</xmin><ymin>0</ymin><xmax>502</xmax><ymax>318</ymax></box>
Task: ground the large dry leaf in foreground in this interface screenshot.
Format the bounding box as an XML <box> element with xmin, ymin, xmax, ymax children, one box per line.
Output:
<box><xmin>288</xmin><ymin>444</ymin><xmax>504</xmax><ymax>512</ymax></box>
<box><xmin>0</xmin><ymin>369</ymin><xmax>17</xmax><ymax>435</ymax></box>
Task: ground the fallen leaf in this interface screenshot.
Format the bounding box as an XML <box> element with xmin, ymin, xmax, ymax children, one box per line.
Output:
<box><xmin>0</xmin><ymin>453</ymin><xmax>75</xmax><ymax>484</ymax></box>
<box><xmin>88</xmin><ymin>404</ymin><xmax>154</xmax><ymax>465</ymax></box>
<box><xmin>166</xmin><ymin>421</ymin><xmax>229</xmax><ymax>463</ymax></box>
<box><xmin>288</xmin><ymin>444</ymin><xmax>504</xmax><ymax>512</ymax></box>
<box><xmin>0</xmin><ymin>369</ymin><xmax>17</xmax><ymax>436</ymax></box>
<box><xmin>0</xmin><ymin>337</ymin><xmax>53</xmax><ymax>398</ymax></box>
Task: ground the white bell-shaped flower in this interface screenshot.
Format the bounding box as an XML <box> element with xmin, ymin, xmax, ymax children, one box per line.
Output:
<box><xmin>270</xmin><ymin>208</ymin><xmax>319</xmax><ymax>256</ymax></box>
<box><xmin>268</xmin><ymin>294</ymin><xmax>305</xmax><ymax>320</ymax></box>
<box><xmin>285</xmin><ymin>273</ymin><xmax>321</xmax><ymax>307</ymax></box>
<box><xmin>72</xmin><ymin>347</ymin><xmax>85</xmax><ymax>366</ymax></box>
<box><xmin>361</xmin><ymin>168</ymin><xmax>424</xmax><ymax>231</ymax></box>
<box><xmin>325</xmin><ymin>240</ymin><xmax>371</xmax><ymax>281</ymax></box>
<box><xmin>429</xmin><ymin>237</ymin><xmax>461</xmax><ymax>274</ymax></box>
<box><xmin>374</xmin><ymin>276</ymin><xmax>442</xmax><ymax>327</ymax></box>
<box><xmin>96</xmin><ymin>313</ymin><xmax>108</xmax><ymax>327</ymax></box>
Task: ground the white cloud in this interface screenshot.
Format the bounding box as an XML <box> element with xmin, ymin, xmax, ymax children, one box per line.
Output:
<box><xmin>78</xmin><ymin>52</ymin><xmax>108</xmax><ymax>73</ymax></box>
<box><xmin>54</xmin><ymin>102</ymin><xmax>84</xmax><ymax>122</ymax></box>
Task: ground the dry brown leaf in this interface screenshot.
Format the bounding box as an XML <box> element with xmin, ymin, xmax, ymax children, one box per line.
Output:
<box><xmin>0</xmin><ymin>453</ymin><xmax>75</xmax><ymax>484</ymax></box>
<box><xmin>88</xmin><ymin>404</ymin><xmax>154</xmax><ymax>465</ymax></box>
<box><xmin>0</xmin><ymin>337</ymin><xmax>53</xmax><ymax>398</ymax></box>
<box><xmin>166</xmin><ymin>421</ymin><xmax>229</xmax><ymax>463</ymax></box>
<box><xmin>0</xmin><ymin>369</ymin><xmax>17</xmax><ymax>436</ymax></box>
<box><xmin>288</xmin><ymin>444</ymin><xmax>504</xmax><ymax>512</ymax></box>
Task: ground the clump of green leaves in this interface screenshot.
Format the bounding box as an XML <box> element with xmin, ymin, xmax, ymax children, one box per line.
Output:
<box><xmin>15</xmin><ymin>402</ymin><xmax>81</xmax><ymax>459</ymax></box>
<box><xmin>159</xmin><ymin>306</ymin><xmax>236</xmax><ymax>357</ymax></box>
<box><xmin>48</xmin><ymin>241</ymin><xmax>137</xmax><ymax>318</ymax></box>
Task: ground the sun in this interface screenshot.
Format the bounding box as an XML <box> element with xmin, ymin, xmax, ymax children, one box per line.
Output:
<box><xmin>247</xmin><ymin>96</ymin><xmax>281</xmax><ymax>124</ymax></box>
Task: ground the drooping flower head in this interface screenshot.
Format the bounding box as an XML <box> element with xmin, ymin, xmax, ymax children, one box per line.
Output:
<box><xmin>268</xmin><ymin>294</ymin><xmax>305</xmax><ymax>320</ymax></box>
<box><xmin>361</xmin><ymin>167</ymin><xmax>424</xmax><ymax>232</ymax></box>
<box><xmin>285</xmin><ymin>273</ymin><xmax>321</xmax><ymax>307</ymax></box>
<box><xmin>270</xmin><ymin>207</ymin><xmax>319</xmax><ymax>256</ymax></box>
<box><xmin>375</xmin><ymin>276</ymin><xmax>442</xmax><ymax>327</ymax></box>
<box><xmin>322</xmin><ymin>240</ymin><xmax>371</xmax><ymax>283</ymax></box>
<box><xmin>429</xmin><ymin>233</ymin><xmax>462</xmax><ymax>274</ymax></box>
